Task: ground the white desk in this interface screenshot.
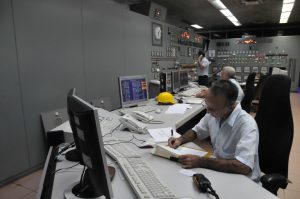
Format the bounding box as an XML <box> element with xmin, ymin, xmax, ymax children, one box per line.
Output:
<box><xmin>39</xmin><ymin>100</ymin><xmax>278</xmax><ymax>199</ymax></box>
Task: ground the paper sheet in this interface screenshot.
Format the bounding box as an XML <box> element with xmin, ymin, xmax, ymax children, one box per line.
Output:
<box><xmin>176</xmin><ymin>147</ymin><xmax>207</xmax><ymax>157</ymax></box>
<box><xmin>148</xmin><ymin>127</ymin><xmax>181</xmax><ymax>143</ymax></box>
<box><xmin>165</xmin><ymin>104</ymin><xmax>192</xmax><ymax>114</ymax></box>
<box><xmin>179</xmin><ymin>169</ymin><xmax>196</xmax><ymax>177</ymax></box>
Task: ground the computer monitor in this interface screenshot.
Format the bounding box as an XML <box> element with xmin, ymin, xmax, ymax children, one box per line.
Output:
<box><xmin>171</xmin><ymin>71</ymin><xmax>180</xmax><ymax>93</ymax></box>
<box><xmin>119</xmin><ymin>75</ymin><xmax>148</xmax><ymax>108</ymax></box>
<box><xmin>66</xmin><ymin>89</ymin><xmax>113</xmax><ymax>198</ymax></box>
<box><xmin>179</xmin><ymin>70</ymin><xmax>189</xmax><ymax>89</ymax></box>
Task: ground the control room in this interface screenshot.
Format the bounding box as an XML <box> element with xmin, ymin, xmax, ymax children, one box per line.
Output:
<box><xmin>0</xmin><ymin>0</ymin><xmax>300</xmax><ymax>199</ymax></box>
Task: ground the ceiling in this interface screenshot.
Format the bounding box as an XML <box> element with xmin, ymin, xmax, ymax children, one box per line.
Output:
<box><xmin>116</xmin><ymin>0</ymin><xmax>300</xmax><ymax>38</ymax></box>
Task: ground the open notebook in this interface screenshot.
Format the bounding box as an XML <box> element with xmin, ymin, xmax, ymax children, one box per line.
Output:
<box><xmin>151</xmin><ymin>144</ymin><xmax>209</xmax><ymax>159</ymax></box>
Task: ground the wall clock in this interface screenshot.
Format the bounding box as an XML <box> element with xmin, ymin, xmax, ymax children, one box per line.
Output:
<box><xmin>152</xmin><ymin>22</ymin><xmax>162</xmax><ymax>46</ymax></box>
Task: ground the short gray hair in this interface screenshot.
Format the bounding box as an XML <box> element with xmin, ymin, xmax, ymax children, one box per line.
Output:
<box><xmin>222</xmin><ymin>66</ymin><xmax>236</xmax><ymax>78</ymax></box>
<box><xmin>210</xmin><ymin>80</ymin><xmax>238</xmax><ymax>105</ymax></box>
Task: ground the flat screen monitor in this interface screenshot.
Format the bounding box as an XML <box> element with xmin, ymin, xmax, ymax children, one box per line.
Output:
<box><xmin>66</xmin><ymin>89</ymin><xmax>113</xmax><ymax>198</ymax></box>
<box><xmin>179</xmin><ymin>70</ymin><xmax>189</xmax><ymax>88</ymax></box>
<box><xmin>119</xmin><ymin>75</ymin><xmax>148</xmax><ymax>108</ymax></box>
<box><xmin>171</xmin><ymin>71</ymin><xmax>180</xmax><ymax>93</ymax></box>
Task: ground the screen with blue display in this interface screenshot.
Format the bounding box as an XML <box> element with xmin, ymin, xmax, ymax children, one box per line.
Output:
<box><xmin>119</xmin><ymin>75</ymin><xmax>148</xmax><ymax>107</ymax></box>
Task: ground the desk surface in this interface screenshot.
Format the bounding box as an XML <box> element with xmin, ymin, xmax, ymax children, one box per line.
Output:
<box><xmin>39</xmin><ymin>99</ymin><xmax>278</xmax><ymax>199</ymax></box>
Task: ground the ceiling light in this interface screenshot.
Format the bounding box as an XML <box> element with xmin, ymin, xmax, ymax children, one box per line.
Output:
<box><xmin>209</xmin><ymin>0</ymin><xmax>227</xmax><ymax>10</ymax></box>
<box><xmin>190</xmin><ymin>24</ymin><xmax>203</xmax><ymax>29</ymax></box>
<box><xmin>280</xmin><ymin>11</ymin><xmax>291</xmax><ymax>19</ymax></box>
<box><xmin>283</xmin><ymin>0</ymin><xmax>294</xmax><ymax>3</ymax></box>
<box><xmin>228</xmin><ymin>16</ymin><xmax>238</xmax><ymax>22</ymax></box>
<box><xmin>280</xmin><ymin>18</ymin><xmax>288</xmax><ymax>23</ymax></box>
<box><xmin>282</xmin><ymin>3</ymin><xmax>294</xmax><ymax>12</ymax></box>
<box><xmin>232</xmin><ymin>21</ymin><xmax>242</xmax><ymax>26</ymax></box>
<box><xmin>220</xmin><ymin>9</ymin><xmax>233</xmax><ymax>17</ymax></box>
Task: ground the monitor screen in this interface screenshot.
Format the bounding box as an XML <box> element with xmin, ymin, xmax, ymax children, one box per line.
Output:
<box><xmin>67</xmin><ymin>89</ymin><xmax>113</xmax><ymax>198</ymax></box>
<box><xmin>119</xmin><ymin>75</ymin><xmax>148</xmax><ymax>108</ymax></box>
<box><xmin>171</xmin><ymin>71</ymin><xmax>180</xmax><ymax>93</ymax></box>
<box><xmin>179</xmin><ymin>70</ymin><xmax>189</xmax><ymax>88</ymax></box>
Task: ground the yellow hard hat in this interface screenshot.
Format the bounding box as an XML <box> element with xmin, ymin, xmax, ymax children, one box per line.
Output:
<box><xmin>157</xmin><ymin>92</ymin><xmax>175</xmax><ymax>105</ymax></box>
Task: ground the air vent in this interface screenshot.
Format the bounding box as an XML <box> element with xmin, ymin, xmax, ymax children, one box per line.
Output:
<box><xmin>241</xmin><ymin>0</ymin><xmax>263</xmax><ymax>5</ymax></box>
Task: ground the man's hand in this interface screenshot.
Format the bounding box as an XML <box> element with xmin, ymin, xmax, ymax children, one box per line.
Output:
<box><xmin>196</xmin><ymin>88</ymin><xmax>208</xmax><ymax>98</ymax></box>
<box><xmin>178</xmin><ymin>154</ymin><xmax>202</xmax><ymax>169</ymax></box>
<box><xmin>168</xmin><ymin>137</ymin><xmax>182</xmax><ymax>149</ymax></box>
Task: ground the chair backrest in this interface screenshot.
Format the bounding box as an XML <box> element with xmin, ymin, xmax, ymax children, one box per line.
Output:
<box><xmin>255</xmin><ymin>75</ymin><xmax>293</xmax><ymax>177</ymax></box>
<box><xmin>241</xmin><ymin>72</ymin><xmax>256</xmax><ymax>112</ymax></box>
<box><xmin>254</xmin><ymin>74</ymin><xmax>269</xmax><ymax>101</ymax></box>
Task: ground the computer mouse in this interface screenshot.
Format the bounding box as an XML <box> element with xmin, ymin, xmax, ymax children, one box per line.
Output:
<box><xmin>177</xmin><ymin>99</ymin><xmax>183</xmax><ymax>103</ymax></box>
<box><xmin>155</xmin><ymin>109</ymin><xmax>162</xmax><ymax>114</ymax></box>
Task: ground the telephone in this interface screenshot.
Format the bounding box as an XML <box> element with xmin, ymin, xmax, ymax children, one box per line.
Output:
<box><xmin>131</xmin><ymin>111</ymin><xmax>154</xmax><ymax>122</ymax></box>
<box><xmin>119</xmin><ymin>114</ymin><xmax>148</xmax><ymax>134</ymax></box>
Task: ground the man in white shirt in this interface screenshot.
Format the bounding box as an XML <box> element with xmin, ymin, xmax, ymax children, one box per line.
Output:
<box><xmin>196</xmin><ymin>66</ymin><xmax>244</xmax><ymax>102</ymax></box>
<box><xmin>168</xmin><ymin>80</ymin><xmax>261</xmax><ymax>182</ymax></box>
<box><xmin>182</xmin><ymin>50</ymin><xmax>209</xmax><ymax>86</ymax></box>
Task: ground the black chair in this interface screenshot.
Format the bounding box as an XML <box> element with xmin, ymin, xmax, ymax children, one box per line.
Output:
<box><xmin>241</xmin><ymin>72</ymin><xmax>256</xmax><ymax>113</ymax></box>
<box><xmin>255</xmin><ymin>74</ymin><xmax>294</xmax><ymax>195</ymax></box>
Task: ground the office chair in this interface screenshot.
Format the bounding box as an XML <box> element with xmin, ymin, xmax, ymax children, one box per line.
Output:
<box><xmin>252</xmin><ymin>74</ymin><xmax>269</xmax><ymax>111</ymax></box>
<box><xmin>241</xmin><ymin>72</ymin><xmax>256</xmax><ymax>113</ymax></box>
<box><xmin>255</xmin><ymin>74</ymin><xmax>293</xmax><ymax>195</ymax></box>
<box><xmin>41</xmin><ymin>107</ymin><xmax>69</xmax><ymax>146</ymax></box>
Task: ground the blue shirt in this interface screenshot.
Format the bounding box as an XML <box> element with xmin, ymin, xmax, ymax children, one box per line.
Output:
<box><xmin>192</xmin><ymin>103</ymin><xmax>261</xmax><ymax>182</ymax></box>
<box><xmin>195</xmin><ymin>57</ymin><xmax>209</xmax><ymax>76</ymax></box>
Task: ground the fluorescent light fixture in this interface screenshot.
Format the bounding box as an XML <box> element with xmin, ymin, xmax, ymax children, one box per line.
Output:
<box><xmin>282</xmin><ymin>3</ymin><xmax>294</xmax><ymax>12</ymax></box>
<box><xmin>209</xmin><ymin>0</ymin><xmax>227</xmax><ymax>10</ymax></box>
<box><xmin>280</xmin><ymin>18</ymin><xmax>288</xmax><ymax>23</ymax></box>
<box><xmin>191</xmin><ymin>24</ymin><xmax>203</xmax><ymax>29</ymax></box>
<box><xmin>232</xmin><ymin>21</ymin><xmax>241</xmax><ymax>26</ymax></box>
<box><xmin>228</xmin><ymin>16</ymin><xmax>238</xmax><ymax>22</ymax></box>
<box><xmin>283</xmin><ymin>0</ymin><xmax>294</xmax><ymax>3</ymax></box>
<box><xmin>220</xmin><ymin>9</ymin><xmax>233</xmax><ymax>17</ymax></box>
<box><xmin>280</xmin><ymin>11</ymin><xmax>291</xmax><ymax>19</ymax></box>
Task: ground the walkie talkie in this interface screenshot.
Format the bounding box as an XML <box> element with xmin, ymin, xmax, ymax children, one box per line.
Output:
<box><xmin>193</xmin><ymin>173</ymin><xmax>220</xmax><ymax>199</ymax></box>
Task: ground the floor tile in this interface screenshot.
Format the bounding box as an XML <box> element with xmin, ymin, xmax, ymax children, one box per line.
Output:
<box><xmin>0</xmin><ymin>184</ymin><xmax>32</xmax><ymax>199</ymax></box>
<box><xmin>22</xmin><ymin>192</ymin><xmax>36</xmax><ymax>199</ymax></box>
<box><xmin>13</xmin><ymin>169</ymin><xmax>42</xmax><ymax>192</ymax></box>
<box><xmin>284</xmin><ymin>190</ymin><xmax>300</xmax><ymax>199</ymax></box>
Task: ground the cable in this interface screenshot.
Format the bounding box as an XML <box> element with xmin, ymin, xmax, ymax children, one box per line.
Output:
<box><xmin>51</xmin><ymin>162</ymin><xmax>80</xmax><ymax>175</ymax></box>
<box><xmin>207</xmin><ymin>185</ymin><xmax>220</xmax><ymax>199</ymax></box>
<box><xmin>54</xmin><ymin>142</ymin><xmax>75</xmax><ymax>161</ymax></box>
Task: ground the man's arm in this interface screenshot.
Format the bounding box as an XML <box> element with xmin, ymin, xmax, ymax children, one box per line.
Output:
<box><xmin>182</xmin><ymin>63</ymin><xmax>196</xmax><ymax>69</ymax></box>
<box><xmin>179</xmin><ymin>155</ymin><xmax>251</xmax><ymax>175</ymax></box>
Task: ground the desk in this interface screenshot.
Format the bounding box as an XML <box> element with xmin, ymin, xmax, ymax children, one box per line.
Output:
<box><xmin>38</xmin><ymin>100</ymin><xmax>278</xmax><ymax>199</ymax></box>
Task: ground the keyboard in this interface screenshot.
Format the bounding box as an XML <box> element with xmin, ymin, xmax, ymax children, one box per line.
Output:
<box><xmin>104</xmin><ymin>143</ymin><xmax>141</xmax><ymax>158</ymax></box>
<box><xmin>179</xmin><ymin>87</ymin><xmax>201</xmax><ymax>97</ymax></box>
<box><xmin>119</xmin><ymin>106</ymin><xmax>156</xmax><ymax>115</ymax></box>
<box><xmin>97</xmin><ymin>108</ymin><xmax>121</xmax><ymax>135</ymax></box>
<box><xmin>118</xmin><ymin>157</ymin><xmax>176</xmax><ymax>199</ymax></box>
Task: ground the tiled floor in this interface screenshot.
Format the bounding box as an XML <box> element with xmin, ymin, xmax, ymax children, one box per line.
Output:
<box><xmin>0</xmin><ymin>92</ymin><xmax>300</xmax><ymax>199</ymax></box>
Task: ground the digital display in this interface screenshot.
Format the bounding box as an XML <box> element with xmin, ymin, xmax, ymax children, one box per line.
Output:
<box><xmin>119</xmin><ymin>76</ymin><xmax>148</xmax><ymax>107</ymax></box>
<box><xmin>180</xmin><ymin>71</ymin><xmax>189</xmax><ymax>88</ymax></box>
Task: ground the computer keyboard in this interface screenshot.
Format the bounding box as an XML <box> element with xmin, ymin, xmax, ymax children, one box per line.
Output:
<box><xmin>118</xmin><ymin>157</ymin><xmax>176</xmax><ymax>199</ymax></box>
<box><xmin>104</xmin><ymin>143</ymin><xmax>141</xmax><ymax>158</ymax></box>
<box><xmin>119</xmin><ymin>106</ymin><xmax>156</xmax><ymax>115</ymax></box>
<box><xmin>97</xmin><ymin>108</ymin><xmax>121</xmax><ymax>135</ymax></box>
<box><xmin>179</xmin><ymin>87</ymin><xmax>201</xmax><ymax>97</ymax></box>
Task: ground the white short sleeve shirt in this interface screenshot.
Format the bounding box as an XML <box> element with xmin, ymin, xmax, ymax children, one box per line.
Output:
<box><xmin>192</xmin><ymin>103</ymin><xmax>261</xmax><ymax>182</ymax></box>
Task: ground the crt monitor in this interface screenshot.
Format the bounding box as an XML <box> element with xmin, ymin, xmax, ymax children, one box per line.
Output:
<box><xmin>66</xmin><ymin>89</ymin><xmax>113</xmax><ymax>198</ymax></box>
<box><xmin>119</xmin><ymin>75</ymin><xmax>148</xmax><ymax>108</ymax></box>
<box><xmin>179</xmin><ymin>70</ymin><xmax>189</xmax><ymax>88</ymax></box>
<box><xmin>171</xmin><ymin>71</ymin><xmax>180</xmax><ymax>93</ymax></box>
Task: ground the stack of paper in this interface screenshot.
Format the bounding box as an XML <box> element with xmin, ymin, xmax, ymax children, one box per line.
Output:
<box><xmin>148</xmin><ymin>127</ymin><xmax>181</xmax><ymax>143</ymax></box>
<box><xmin>165</xmin><ymin>104</ymin><xmax>192</xmax><ymax>114</ymax></box>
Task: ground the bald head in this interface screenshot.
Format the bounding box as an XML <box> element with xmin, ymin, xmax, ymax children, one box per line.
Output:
<box><xmin>220</xmin><ymin>66</ymin><xmax>236</xmax><ymax>80</ymax></box>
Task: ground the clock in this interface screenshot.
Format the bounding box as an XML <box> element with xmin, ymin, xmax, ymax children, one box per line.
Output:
<box><xmin>152</xmin><ymin>22</ymin><xmax>162</xmax><ymax>46</ymax></box>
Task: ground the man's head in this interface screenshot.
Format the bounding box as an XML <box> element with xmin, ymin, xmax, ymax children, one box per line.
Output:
<box><xmin>198</xmin><ymin>50</ymin><xmax>205</xmax><ymax>58</ymax></box>
<box><xmin>206</xmin><ymin>80</ymin><xmax>238</xmax><ymax>119</ymax></box>
<box><xmin>220</xmin><ymin>66</ymin><xmax>235</xmax><ymax>80</ymax></box>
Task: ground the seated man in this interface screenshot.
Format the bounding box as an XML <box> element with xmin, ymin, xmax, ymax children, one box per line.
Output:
<box><xmin>196</xmin><ymin>66</ymin><xmax>244</xmax><ymax>102</ymax></box>
<box><xmin>169</xmin><ymin>80</ymin><xmax>260</xmax><ymax>182</ymax></box>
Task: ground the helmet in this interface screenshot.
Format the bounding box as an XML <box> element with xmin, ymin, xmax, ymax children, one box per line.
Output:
<box><xmin>157</xmin><ymin>92</ymin><xmax>175</xmax><ymax>105</ymax></box>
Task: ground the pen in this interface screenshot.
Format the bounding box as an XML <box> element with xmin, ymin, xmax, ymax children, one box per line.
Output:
<box><xmin>171</xmin><ymin>129</ymin><xmax>173</xmax><ymax>137</ymax></box>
